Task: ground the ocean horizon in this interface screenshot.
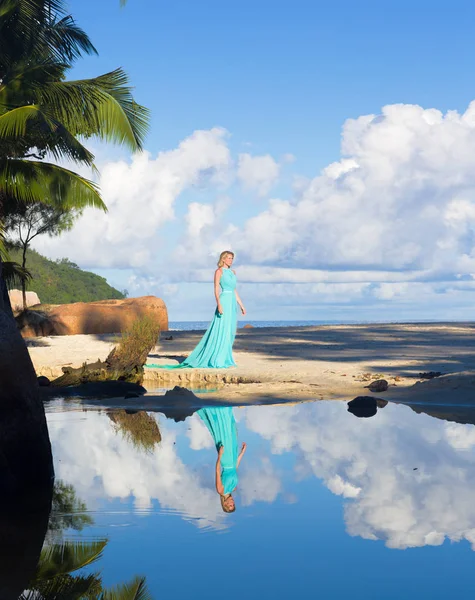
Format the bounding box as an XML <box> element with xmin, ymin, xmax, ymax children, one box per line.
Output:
<box><xmin>167</xmin><ymin>318</ymin><xmax>468</xmax><ymax>331</ymax></box>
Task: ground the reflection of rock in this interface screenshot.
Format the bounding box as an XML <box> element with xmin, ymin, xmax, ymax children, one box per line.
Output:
<box><xmin>158</xmin><ymin>386</ymin><xmax>201</xmax><ymax>422</ymax></box>
<box><xmin>8</xmin><ymin>289</ymin><xmax>40</xmax><ymax>311</ymax></box>
<box><xmin>404</xmin><ymin>404</ymin><xmax>475</xmax><ymax>427</ymax></box>
<box><xmin>17</xmin><ymin>295</ymin><xmax>168</xmax><ymax>337</ymax></box>
<box><xmin>108</xmin><ymin>410</ymin><xmax>161</xmax><ymax>452</ymax></box>
<box><xmin>348</xmin><ymin>396</ymin><xmax>378</xmax><ymax>418</ymax></box>
<box><xmin>0</xmin><ymin>496</ymin><xmax>52</xmax><ymax>599</ymax></box>
<box><xmin>365</xmin><ymin>379</ymin><xmax>388</xmax><ymax>392</ymax></box>
<box><xmin>41</xmin><ymin>381</ymin><xmax>146</xmax><ymax>399</ymax></box>
<box><xmin>348</xmin><ymin>396</ymin><xmax>388</xmax><ymax>418</ymax></box>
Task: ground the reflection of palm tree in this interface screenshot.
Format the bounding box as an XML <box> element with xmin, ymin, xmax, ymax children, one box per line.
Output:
<box><xmin>108</xmin><ymin>410</ymin><xmax>161</xmax><ymax>453</ymax></box>
<box><xmin>47</xmin><ymin>480</ymin><xmax>94</xmax><ymax>542</ymax></box>
<box><xmin>21</xmin><ymin>539</ymin><xmax>105</xmax><ymax>599</ymax></box>
<box><xmin>22</xmin><ymin>539</ymin><xmax>153</xmax><ymax>599</ymax></box>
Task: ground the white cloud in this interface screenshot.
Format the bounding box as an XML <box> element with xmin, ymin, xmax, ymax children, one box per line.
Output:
<box><xmin>233</xmin><ymin>102</ymin><xmax>475</xmax><ymax>278</ymax></box>
<box><xmin>237</xmin><ymin>153</ymin><xmax>280</xmax><ymax>197</ymax></box>
<box><xmin>30</xmin><ymin>100</ymin><xmax>475</xmax><ymax>319</ymax></box>
<box><xmin>33</xmin><ymin>128</ymin><xmax>232</xmax><ymax>269</ymax></box>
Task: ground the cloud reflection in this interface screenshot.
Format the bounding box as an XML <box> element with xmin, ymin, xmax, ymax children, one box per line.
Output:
<box><xmin>48</xmin><ymin>411</ymin><xmax>227</xmax><ymax>531</ymax></box>
<box><xmin>241</xmin><ymin>402</ymin><xmax>475</xmax><ymax>550</ymax></box>
<box><xmin>47</xmin><ymin>400</ymin><xmax>475</xmax><ymax>549</ymax></box>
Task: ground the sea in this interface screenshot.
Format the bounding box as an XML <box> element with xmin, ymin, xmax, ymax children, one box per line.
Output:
<box><xmin>168</xmin><ymin>319</ymin><xmax>450</xmax><ymax>330</ymax></box>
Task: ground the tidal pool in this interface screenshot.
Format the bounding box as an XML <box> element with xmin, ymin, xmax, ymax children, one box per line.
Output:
<box><xmin>23</xmin><ymin>398</ymin><xmax>475</xmax><ymax>598</ymax></box>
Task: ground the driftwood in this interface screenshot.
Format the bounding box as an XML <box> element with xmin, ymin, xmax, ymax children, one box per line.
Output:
<box><xmin>51</xmin><ymin>316</ymin><xmax>160</xmax><ymax>387</ymax></box>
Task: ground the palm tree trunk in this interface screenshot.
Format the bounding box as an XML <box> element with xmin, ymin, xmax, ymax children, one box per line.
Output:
<box><xmin>0</xmin><ymin>256</ymin><xmax>13</xmax><ymax>318</ymax></box>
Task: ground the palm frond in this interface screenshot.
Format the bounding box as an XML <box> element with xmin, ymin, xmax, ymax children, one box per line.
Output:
<box><xmin>34</xmin><ymin>572</ymin><xmax>102</xmax><ymax>599</ymax></box>
<box><xmin>0</xmin><ymin>61</ymin><xmax>68</xmax><ymax>113</ymax></box>
<box><xmin>35</xmin><ymin>540</ymin><xmax>107</xmax><ymax>579</ymax></box>
<box><xmin>0</xmin><ymin>158</ymin><xmax>106</xmax><ymax>210</ymax></box>
<box><xmin>2</xmin><ymin>261</ymin><xmax>32</xmax><ymax>289</ymax></box>
<box><xmin>34</xmin><ymin>69</ymin><xmax>150</xmax><ymax>150</ymax></box>
<box><xmin>0</xmin><ymin>0</ymin><xmax>18</xmax><ymax>19</ymax></box>
<box><xmin>101</xmin><ymin>576</ymin><xmax>153</xmax><ymax>600</ymax></box>
<box><xmin>0</xmin><ymin>105</ymin><xmax>50</xmax><ymax>136</ymax></box>
<box><xmin>0</xmin><ymin>105</ymin><xmax>96</xmax><ymax>165</ymax></box>
<box><xmin>0</xmin><ymin>0</ymin><xmax>66</xmax><ymax>71</ymax></box>
<box><xmin>43</xmin><ymin>15</ymin><xmax>98</xmax><ymax>62</ymax></box>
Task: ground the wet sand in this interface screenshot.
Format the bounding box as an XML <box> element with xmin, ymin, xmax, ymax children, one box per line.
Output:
<box><xmin>28</xmin><ymin>323</ymin><xmax>475</xmax><ymax>406</ymax></box>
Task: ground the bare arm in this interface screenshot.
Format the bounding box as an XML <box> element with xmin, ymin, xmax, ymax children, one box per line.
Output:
<box><xmin>214</xmin><ymin>268</ymin><xmax>223</xmax><ymax>314</ymax></box>
<box><xmin>233</xmin><ymin>272</ymin><xmax>246</xmax><ymax>315</ymax></box>
<box><xmin>237</xmin><ymin>442</ymin><xmax>247</xmax><ymax>468</ymax></box>
<box><xmin>216</xmin><ymin>446</ymin><xmax>224</xmax><ymax>494</ymax></box>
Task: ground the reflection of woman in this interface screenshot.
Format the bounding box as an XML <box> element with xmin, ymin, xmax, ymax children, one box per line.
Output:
<box><xmin>146</xmin><ymin>250</ymin><xmax>246</xmax><ymax>370</ymax></box>
<box><xmin>198</xmin><ymin>407</ymin><xmax>247</xmax><ymax>513</ymax></box>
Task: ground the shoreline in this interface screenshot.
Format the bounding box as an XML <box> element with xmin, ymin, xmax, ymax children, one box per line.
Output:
<box><xmin>28</xmin><ymin>322</ymin><xmax>475</xmax><ymax>407</ymax></box>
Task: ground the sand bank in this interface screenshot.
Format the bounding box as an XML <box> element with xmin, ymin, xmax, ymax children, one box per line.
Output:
<box><xmin>27</xmin><ymin>323</ymin><xmax>475</xmax><ymax>406</ymax></box>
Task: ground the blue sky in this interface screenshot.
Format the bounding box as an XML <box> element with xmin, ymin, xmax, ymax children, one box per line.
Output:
<box><xmin>33</xmin><ymin>0</ymin><xmax>475</xmax><ymax>321</ymax></box>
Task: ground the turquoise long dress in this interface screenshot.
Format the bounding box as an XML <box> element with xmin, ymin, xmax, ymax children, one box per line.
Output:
<box><xmin>146</xmin><ymin>267</ymin><xmax>238</xmax><ymax>369</ymax></box>
<box><xmin>198</xmin><ymin>407</ymin><xmax>238</xmax><ymax>495</ymax></box>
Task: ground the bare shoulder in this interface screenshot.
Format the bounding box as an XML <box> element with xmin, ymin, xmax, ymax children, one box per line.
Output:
<box><xmin>232</xmin><ymin>269</ymin><xmax>236</xmax><ymax>274</ymax></box>
<box><xmin>214</xmin><ymin>268</ymin><xmax>223</xmax><ymax>278</ymax></box>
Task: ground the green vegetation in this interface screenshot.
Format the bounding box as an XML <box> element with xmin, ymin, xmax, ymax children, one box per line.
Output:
<box><xmin>112</xmin><ymin>315</ymin><xmax>161</xmax><ymax>368</ymax></box>
<box><xmin>8</xmin><ymin>247</ymin><xmax>125</xmax><ymax>304</ymax></box>
<box><xmin>0</xmin><ymin>0</ymin><xmax>150</xmax><ymax>312</ymax></box>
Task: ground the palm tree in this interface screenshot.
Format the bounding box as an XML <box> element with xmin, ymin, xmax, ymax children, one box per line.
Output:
<box><xmin>22</xmin><ymin>539</ymin><xmax>153</xmax><ymax>599</ymax></box>
<box><xmin>0</xmin><ymin>0</ymin><xmax>150</xmax><ymax>313</ymax></box>
<box><xmin>21</xmin><ymin>539</ymin><xmax>106</xmax><ymax>599</ymax></box>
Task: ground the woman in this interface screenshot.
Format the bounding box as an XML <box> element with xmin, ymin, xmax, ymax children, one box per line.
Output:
<box><xmin>147</xmin><ymin>250</ymin><xmax>246</xmax><ymax>369</ymax></box>
<box><xmin>197</xmin><ymin>406</ymin><xmax>247</xmax><ymax>513</ymax></box>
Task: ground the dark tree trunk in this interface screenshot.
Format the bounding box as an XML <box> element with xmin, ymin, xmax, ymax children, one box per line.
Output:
<box><xmin>22</xmin><ymin>242</ymin><xmax>28</xmax><ymax>311</ymax></box>
<box><xmin>0</xmin><ymin>257</ymin><xmax>13</xmax><ymax>318</ymax></box>
<box><xmin>0</xmin><ymin>310</ymin><xmax>54</xmax><ymax>498</ymax></box>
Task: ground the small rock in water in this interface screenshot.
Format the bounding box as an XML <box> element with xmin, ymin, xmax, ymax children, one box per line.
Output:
<box><xmin>243</xmin><ymin>324</ymin><xmax>254</xmax><ymax>329</ymax></box>
<box><xmin>418</xmin><ymin>371</ymin><xmax>442</xmax><ymax>379</ymax></box>
<box><xmin>365</xmin><ymin>379</ymin><xmax>389</xmax><ymax>392</ymax></box>
<box><xmin>164</xmin><ymin>335</ymin><xmax>174</xmax><ymax>340</ymax></box>
<box><xmin>37</xmin><ymin>376</ymin><xmax>51</xmax><ymax>387</ymax></box>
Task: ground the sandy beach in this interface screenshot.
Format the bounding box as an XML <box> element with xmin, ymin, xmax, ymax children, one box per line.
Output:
<box><xmin>28</xmin><ymin>322</ymin><xmax>475</xmax><ymax>406</ymax></box>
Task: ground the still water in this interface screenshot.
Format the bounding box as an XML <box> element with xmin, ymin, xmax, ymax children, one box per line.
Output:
<box><xmin>28</xmin><ymin>398</ymin><xmax>475</xmax><ymax>598</ymax></box>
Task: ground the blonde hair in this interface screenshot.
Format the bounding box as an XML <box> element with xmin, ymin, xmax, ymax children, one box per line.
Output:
<box><xmin>220</xmin><ymin>494</ymin><xmax>236</xmax><ymax>513</ymax></box>
<box><xmin>217</xmin><ymin>250</ymin><xmax>235</xmax><ymax>268</ymax></box>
